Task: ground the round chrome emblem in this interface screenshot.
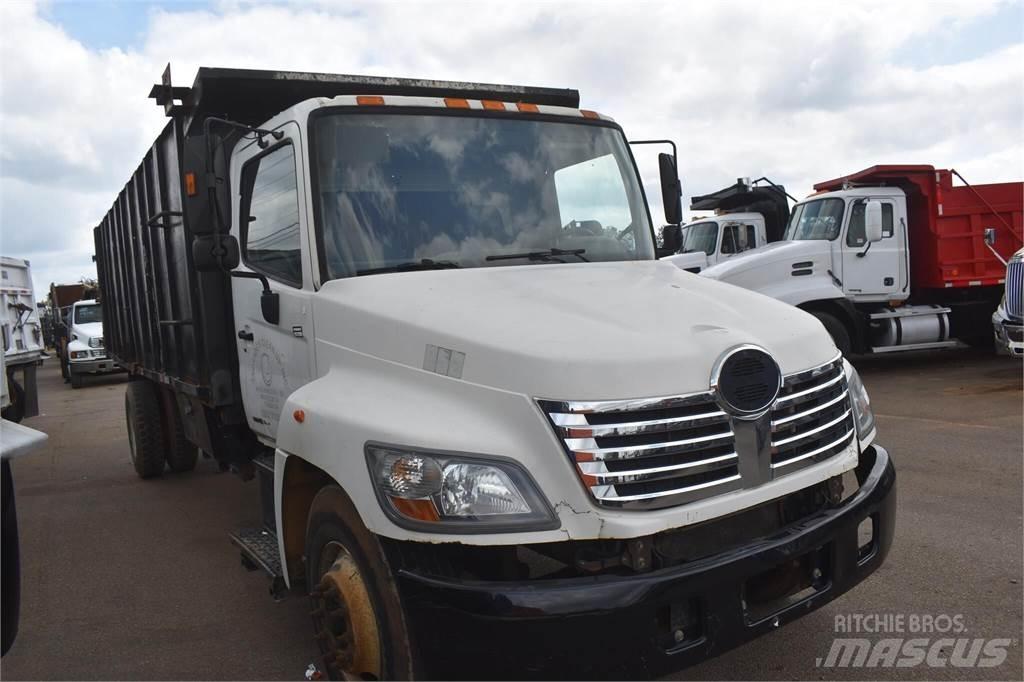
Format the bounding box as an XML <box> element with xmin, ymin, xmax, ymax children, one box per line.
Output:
<box><xmin>711</xmin><ymin>345</ymin><xmax>782</xmax><ymax>418</ymax></box>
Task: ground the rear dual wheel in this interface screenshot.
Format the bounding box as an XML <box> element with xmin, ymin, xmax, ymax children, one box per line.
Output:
<box><xmin>125</xmin><ymin>379</ymin><xmax>198</xmax><ymax>479</ymax></box>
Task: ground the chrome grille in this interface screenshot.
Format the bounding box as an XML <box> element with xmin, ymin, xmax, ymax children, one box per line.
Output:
<box><xmin>1007</xmin><ymin>255</ymin><xmax>1023</xmax><ymax>320</ymax></box>
<box><xmin>539</xmin><ymin>353</ymin><xmax>854</xmax><ymax>510</ymax></box>
<box><xmin>770</xmin><ymin>356</ymin><xmax>854</xmax><ymax>472</ymax></box>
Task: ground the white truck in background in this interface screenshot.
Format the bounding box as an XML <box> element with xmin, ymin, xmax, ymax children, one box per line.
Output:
<box><xmin>992</xmin><ymin>247</ymin><xmax>1023</xmax><ymax>356</ymax></box>
<box><xmin>63</xmin><ymin>299</ymin><xmax>118</xmax><ymax>388</ymax></box>
<box><xmin>0</xmin><ymin>257</ymin><xmax>43</xmax><ymax>422</ymax></box>
<box><xmin>663</xmin><ymin>178</ymin><xmax>790</xmax><ymax>273</ymax></box>
<box><xmin>702</xmin><ymin>166</ymin><xmax>1023</xmax><ymax>356</ymax></box>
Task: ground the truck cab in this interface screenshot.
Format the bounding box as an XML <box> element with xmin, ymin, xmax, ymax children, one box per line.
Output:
<box><xmin>703</xmin><ymin>166</ymin><xmax>1022</xmax><ymax>356</ymax></box>
<box><xmin>662</xmin><ymin>179</ymin><xmax>790</xmax><ymax>273</ymax></box>
<box><xmin>664</xmin><ymin>212</ymin><xmax>768</xmax><ymax>272</ymax></box>
<box><xmin>993</xmin><ymin>247</ymin><xmax>1024</xmax><ymax>356</ymax></box>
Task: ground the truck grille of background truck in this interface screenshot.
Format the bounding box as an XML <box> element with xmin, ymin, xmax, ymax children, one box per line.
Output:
<box><xmin>540</xmin><ymin>356</ymin><xmax>854</xmax><ymax>510</ymax></box>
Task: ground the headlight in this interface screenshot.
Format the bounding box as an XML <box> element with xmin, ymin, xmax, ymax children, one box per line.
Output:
<box><xmin>70</xmin><ymin>350</ymin><xmax>90</xmax><ymax>359</ymax></box>
<box><xmin>366</xmin><ymin>444</ymin><xmax>557</xmax><ymax>532</ymax></box>
<box><xmin>844</xmin><ymin>360</ymin><xmax>876</xmax><ymax>444</ymax></box>
<box><xmin>88</xmin><ymin>337</ymin><xmax>101</xmax><ymax>348</ymax></box>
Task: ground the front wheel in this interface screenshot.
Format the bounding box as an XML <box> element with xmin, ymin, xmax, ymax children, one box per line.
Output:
<box><xmin>306</xmin><ymin>486</ymin><xmax>414</xmax><ymax>680</ymax></box>
<box><xmin>69</xmin><ymin>368</ymin><xmax>83</xmax><ymax>389</ymax></box>
<box><xmin>811</xmin><ymin>311</ymin><xmax>853</xmax><ymax>357</ymax></box>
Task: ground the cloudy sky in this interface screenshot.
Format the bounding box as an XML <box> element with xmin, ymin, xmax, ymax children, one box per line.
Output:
<box><xmin>1</xmin><ymin>0</ymin><xmax>1022</xmax><ymax>294</ymax></box>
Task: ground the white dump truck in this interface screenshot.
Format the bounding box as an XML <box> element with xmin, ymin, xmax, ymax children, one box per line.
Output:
<box><xmin>93</xmin><ymin>66</ymin><xmax>895</xmax><ymax>679</ymax></box>
<box><xmin>663</xmin><ymin>178</ymin><xmax>791</xmax><ymax>273</ymax></box>
<box><xmin>0</xmin><ymin>257</ymin><xmax>44</xmax><ymax>422</ymax></box>
<box><xmin>701</xmin><ymin>166</ymin><xmax>1023</xmax><ymax>356</ymax></box>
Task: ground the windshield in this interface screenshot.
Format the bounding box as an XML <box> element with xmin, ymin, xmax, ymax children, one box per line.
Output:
<box><xmin>681</xmin><ymin>222</ymin><xmax>718</xmax><ymax>254</ymax></box>
<box><xmin>311</xmin><ymin>112</ymin><xmax>654</xmax><ymax>279</ymax></box>
<box><xmin>74</xmin><ymin>304</ymin><xmax>102</xmax><ymax>324</ymax></box>
<box><xmin>784</xmin><ymin>198</ymin><xmax>845</xmax><ymax>241</ymax></box>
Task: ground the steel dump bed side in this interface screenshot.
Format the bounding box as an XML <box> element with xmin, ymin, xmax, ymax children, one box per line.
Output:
<box><xmin>814</xmin><ymin>165</ymin><xmax>1023</xmax><ymax>291</ymax></box>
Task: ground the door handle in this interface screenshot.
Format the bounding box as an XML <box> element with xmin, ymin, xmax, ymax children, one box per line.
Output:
<box><xmin>237</xmin><ymin>330</ymin><xmax>254</xmax><ymax>342</ymax></box>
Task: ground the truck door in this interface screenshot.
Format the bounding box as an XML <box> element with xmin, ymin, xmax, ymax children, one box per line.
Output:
<box><xmin>231</xmin><ymin>123</ymin><xmax>315</xmax><ymax>441</ymax></box>
<box><xmin>841</xmin><ymin>198</ymin><xmax>900</xmax><ymax>298</ymax></box>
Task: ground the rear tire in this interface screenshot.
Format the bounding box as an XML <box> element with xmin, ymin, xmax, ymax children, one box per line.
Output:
<box><xmin>1</xmin><ymin>375</ymin><xmax>25</xmax><ymax>423</ymax></box>
<box><xmin>306</xmin><ymin>486</ymin><xmax>414</xmax><ymax>681</ymax></box>
<box><xmin>164</xmin><ymin>395</ymin><xmax>198</xmax><ymax>473</ymax></box>
<box><xmin>811</xmin><ymin>311</ymin><xmax>853</xmax><ymax>357</ymax></box>
<box><xmin>125</xmin><ymin>380</ymin><xmax>166</xmax><ymax>479</ymax></box>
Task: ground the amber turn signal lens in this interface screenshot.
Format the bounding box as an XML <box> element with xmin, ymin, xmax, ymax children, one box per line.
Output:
<box><xmin>390</xmin><ymin>497</ymin><xmax>440</xmax><ymax>522</ymax></box>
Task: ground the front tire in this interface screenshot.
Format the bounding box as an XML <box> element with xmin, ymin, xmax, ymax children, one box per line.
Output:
<box><xmin>305</xmin><ymin>486</ymin><xmax>414</xmax><ymax>680</ymax></box>
<box><xmin>811</xmin><ymin>311</ymin><xmax>853</xmax><ymax>357</ymax></box>
<box><xmin>125</xmin><ymin>380</ymin><xmax>166</xmax><ymax>479</ymax></box>
<box><xmin>69</xmin><ymin>369</ymin><xmax>83</xmax><ymax>389</ymax></box>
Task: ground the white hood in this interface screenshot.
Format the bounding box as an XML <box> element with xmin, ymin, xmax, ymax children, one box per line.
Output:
<box><xmin>702</xmin><ymin>240</ymin><xmax>832</xmax><ymax>281</ymax></box>
<box><xmin>72</xmin><ymin>322</ymin><xmax>103</xmax><ymax>341</ymax></box>
<box><xmin>312</xmin><ymin>260</ymin><xmax>835</xmax><ymax>399</ymax></box>
<box><xmin>661</xmin><ymin>251</ymin><xmax>708</xmax><ymax>272</ymax></box>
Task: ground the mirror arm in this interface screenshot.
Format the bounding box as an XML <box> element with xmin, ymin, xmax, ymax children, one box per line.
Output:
<box><xmin>229</xmin><ymin>270</ymin><xmax>271</xmax><ymax>293</ymax></box>
<box><xmin>856</xmin><ymin>241</ymin><xmax>872</xmax><ymax>258</ymax></box>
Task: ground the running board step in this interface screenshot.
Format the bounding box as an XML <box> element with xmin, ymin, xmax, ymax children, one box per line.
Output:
<box><xmin>229</xmin><ymin>527</ymin><xmax>288</xmax><ymax>600</ymax></box>
<box><xmin>871</xmin><ymin>340</ymin><xmax>964</xmax><ymax>353</ymax></box>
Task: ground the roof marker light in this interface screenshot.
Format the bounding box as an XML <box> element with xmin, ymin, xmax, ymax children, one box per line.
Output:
<box><xmin>481</xmin><ymin>100</ymin><xmax>506</xmax><ymax>111</ymax></box>
<box><xmin>356</xmin><ymin>95</ymin><xmax>385</xmax><ymax>106</ymax></box>
<box><xmin>444</xmin><ymin>97</ymin><xmax>470</xmax><ymax>109</ymax></box>
<box><xmin>516</xmin><ymin>102</ymin><xmax>539</xmax><ymax>113</ymax></box>
<box><xmin>580</xmin><ymin>110</ymin><xmax>599</xmax><ymax>119</ymax></box>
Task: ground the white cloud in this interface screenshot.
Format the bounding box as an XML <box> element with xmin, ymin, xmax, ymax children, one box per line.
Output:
<box><xmin>1</xmin><ymin>0</ymin><xmax>1021</xmax><ymax>294</ymax></box>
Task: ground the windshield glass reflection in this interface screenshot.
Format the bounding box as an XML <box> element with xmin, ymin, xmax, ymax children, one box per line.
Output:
<box><xmin>312</xmin><ymin>113</ymin><xmax>654</xmax><ymax>279</ymax></box>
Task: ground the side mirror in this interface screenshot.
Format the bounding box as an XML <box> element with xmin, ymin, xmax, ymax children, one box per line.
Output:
<box><xmin>865</xmin><ymin>200</ymin><xmax>884</xmax><ymax>243</ymax></box>
<box><xmin>261</xmin><ymin>290</ymin><xmax>280</xmax><ymax>326</ymax></box>
<box><xmin>658</xmin><ymin>153</ymin><xmax>682</xmax><ymax>226</ymax></box>
<box><xmin>660</xmin><ymin>224</ymin><xmax>682</xmax><ymax>256</ymax></box>
<box><xmin>984</xmin><ymin>227</ymin><xmax>997</xmax><ymax>246</ymax></box>
<box><xmin>192</xmin><ymin>234</ymin><xmax>240</xmax><ymax>272</ymax></box>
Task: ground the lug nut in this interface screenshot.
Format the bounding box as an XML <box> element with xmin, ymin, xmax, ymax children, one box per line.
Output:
<box><xmin>673</xmin><ymin>629</ymin><xmax>685</xmax><ymax>643</ymax></box>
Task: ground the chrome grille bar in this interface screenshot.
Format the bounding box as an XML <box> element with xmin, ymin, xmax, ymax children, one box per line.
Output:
<box><xmin>539</xmin><ymin>352</ymin><xmax>854</xmax><ymax>511</ymax></box>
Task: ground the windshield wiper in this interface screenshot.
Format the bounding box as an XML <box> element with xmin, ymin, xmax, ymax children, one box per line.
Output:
<box><xmin>356</xmin><ymin>259</ymin><xmax>461</xmax><ymax>276</ymax></box>
<box><xmin>485</xmin><ymin>248</ymin><xmax>588</xmax><ymax>263</ymax></box>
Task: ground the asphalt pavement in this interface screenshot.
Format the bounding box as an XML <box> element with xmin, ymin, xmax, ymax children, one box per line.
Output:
<box><xmin>3</xmin><ymin>351</ymin><xmax>1021</xmax><ymax>680</ymax></box>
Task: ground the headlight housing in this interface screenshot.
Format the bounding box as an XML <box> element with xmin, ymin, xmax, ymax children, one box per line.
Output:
<box><xmin>88</xmin><ymin>337</ymin><xmax>100</xmax><ymax>348</ymax></box>
<box><xmin>366</xmin><ymin>444</ymin><xmax>558</xmax><ymax>532</ymax></box>
<box><xmin>844</xmin><ymin>360</ymin><xmax>876</xmax><ymax>445</ymax></box>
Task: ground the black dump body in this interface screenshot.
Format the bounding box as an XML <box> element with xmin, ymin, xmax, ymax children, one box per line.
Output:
<box><xmin>92</xmin><ymin>66</ymin><xmax>578</xmax><ymax>462</ymax></box>
<box><xmin>690</xmin><ymin>180</ymin><xmax>791</xmax><ymax>242</ymax></box>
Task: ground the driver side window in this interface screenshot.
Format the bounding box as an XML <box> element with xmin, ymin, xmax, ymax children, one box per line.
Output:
<box><xmin>721</xmin><ymin>224</ymin><xmax>756</xmax><ymax>255</ymax></box>
<box><xmin>847</xmin><ymin>199</ymin><xmax>894</xmax><ymax>247</ymax></box>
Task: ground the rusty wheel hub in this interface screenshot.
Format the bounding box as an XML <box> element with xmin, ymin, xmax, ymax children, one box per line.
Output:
<box><xmin>311</xmin><ymin>542</ymin><xmax>381</xmax><ymax>680</ymax></box>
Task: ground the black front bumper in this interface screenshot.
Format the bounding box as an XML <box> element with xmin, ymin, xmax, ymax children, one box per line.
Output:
<box><xmin>396</xmin><ymin>444</ymin><xmax>896</xmax><ymax>679</ymax></box>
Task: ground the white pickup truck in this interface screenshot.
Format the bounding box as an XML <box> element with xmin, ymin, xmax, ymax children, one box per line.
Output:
<box><xmin>93</xmin><ymin>66</ymin><xmax>896</xmax><ymax>679</ymax></box>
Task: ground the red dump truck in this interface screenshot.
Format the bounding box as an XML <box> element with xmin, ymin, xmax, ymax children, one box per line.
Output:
<box><xmin>702</xmin><ymin>165</ymin><xmax>1023</xmax><ymax>355</ymax></box>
